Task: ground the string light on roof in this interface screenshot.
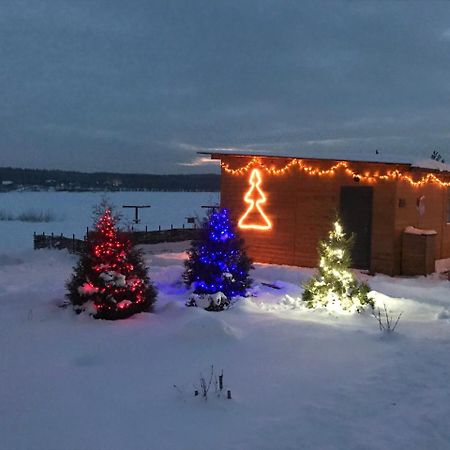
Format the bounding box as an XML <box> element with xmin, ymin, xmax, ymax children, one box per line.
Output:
<box><xmin>221</xmin><ymin>157</ymin><xmax>450</xmax><ymax>188</ymax></box>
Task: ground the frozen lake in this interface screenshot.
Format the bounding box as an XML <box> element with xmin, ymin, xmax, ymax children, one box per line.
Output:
<box><xmin>0</xmin><ymin>191</ymin><xmax>219</xmax><ymax>252</ymax></box>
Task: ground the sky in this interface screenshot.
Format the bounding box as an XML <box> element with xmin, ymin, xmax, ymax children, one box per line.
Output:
<box><xmin>1</xmin><ymin>0</ymin><xmax>450</xmax><ymax>174</ymax></box>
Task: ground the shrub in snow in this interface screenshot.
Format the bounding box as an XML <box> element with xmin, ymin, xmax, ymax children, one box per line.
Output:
<box><xmin>195</xmin><ymin>366</ymin><xmax>231</xmax><ymax>400</ymax></box>
<box><xmin>66</xmin><ymin>206</ymin><xmax>156</xmax><ymax>320</ymax></box>
<box><xmin>302</xmin><ymin>217</ymin><xmax>373</xmax><ymax>313</ymax></box>
<box><xmin>183</xmin><ymin>208</ymin><xmax>253</xmax><ymax>307</ymax></box>
<box><xmin>186</xmin><ymin>292</ymin><xmax>230</xmax><ymax>311</ymax></box>
<box><xmin>372</xmin><ymin>303</ymin><xmax>403</xmax><ymax>334</ymax></box>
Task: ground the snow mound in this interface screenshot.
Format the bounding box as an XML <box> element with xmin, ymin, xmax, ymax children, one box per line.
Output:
<box><xmin>0</xmin><ymin>254</ymin><xmax>23</xmax><ymax>266</ymax></box>
<box><xmin>257</xmin><ymin>294</ymin><xmax>307</xmax><ymax>312</ymax></box>
<box><xmin>177</xmin><ymin>313</ymin><xmax>242</xmax><ymax>341</ymax></box>
<box><xmin>370</xmin><ymin>291</ymin><xmax>441</xmax><ymax>321</ymax></box>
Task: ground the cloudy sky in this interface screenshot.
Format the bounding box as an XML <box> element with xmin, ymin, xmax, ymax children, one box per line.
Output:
<box><xmin>1</xmin><ymin>1</ymin><xmax>450</xmax><ymax>173</ymax></box>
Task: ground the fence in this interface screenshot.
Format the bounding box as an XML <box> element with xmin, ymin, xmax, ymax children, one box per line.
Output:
<box><xmin>33</xmin><ymin>232</ymin><xmax>88</xmax><ymax>254</ymax></box>
<box><xmin>34</xmin><ymin>227</ymin><xmax>200</xmax><ymax>255</ymax></box>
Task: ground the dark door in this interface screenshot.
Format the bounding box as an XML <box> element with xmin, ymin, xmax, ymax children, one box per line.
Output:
<box><xmin>339</xmin><ymin>186</ymin><xmax>373</xmax><ymax>270</ymax></box>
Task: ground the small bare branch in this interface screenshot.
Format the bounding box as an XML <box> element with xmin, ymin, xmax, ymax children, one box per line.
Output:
<box><xmin>372</xmin><ymin>303</ymin><xmax>403</xmax><ymax>334</ymax></box>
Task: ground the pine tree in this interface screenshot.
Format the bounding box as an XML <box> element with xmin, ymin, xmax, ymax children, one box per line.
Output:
<box><xmin>302</xmin><ymin>217</ymin><xmax>373</xmax><ymax>313</ymax></box>
<box><xmin>183</xmin><ymin>208</ymin><xmax>253</xmax><ymax>310</ymax></box>
<box><xmin>66</xmin><ymin>207</ymin><xmax>156</xmax><ymax>320</ymax></box>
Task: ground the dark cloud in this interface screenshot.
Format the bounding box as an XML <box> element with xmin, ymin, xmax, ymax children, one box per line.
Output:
<box><xmin>1</xmin><ymin>0</ymin><xmax>450</xmax><ymax>173</ymax></box>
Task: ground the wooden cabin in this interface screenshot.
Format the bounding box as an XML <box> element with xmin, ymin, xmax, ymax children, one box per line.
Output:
<box><xmin>205</xmin><ymin>152</ymin><xmax>450</xmax><ymax>276</ymax></box>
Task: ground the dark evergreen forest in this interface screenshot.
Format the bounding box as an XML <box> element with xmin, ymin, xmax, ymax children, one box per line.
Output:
<box><xmin>0</xmin><ymin>167</ymin><xmax>220</xmax><ymax>191</ymax></box>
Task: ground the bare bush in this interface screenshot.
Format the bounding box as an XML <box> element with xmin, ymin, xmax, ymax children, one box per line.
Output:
<box><xmin>372</xmin><ymin>303</ymin><xmax>403</xmax><ymax>334</ymax></box>
<box><xmin>17</xmin><ymin>209</ymin><xmax>57</xmax><ymax>222</ymax></box>
<box><xmin>194</xmin><ymin>365</ymin><xmax>230</xmax><ymax>401</ymax></box>
<box><xmin>0</xmin><ymin>210</ymin><xmax>15</xmax><ymax>221</ymax></box>
<box><xmin>0</xmin><ymin>209</ymin><xmax>58</xmax><ymax>222</ymax></box>
<box><xmin>174</xmin><ymin>366</ymin><xmax>232</xmax><ymax>401</ymax></box>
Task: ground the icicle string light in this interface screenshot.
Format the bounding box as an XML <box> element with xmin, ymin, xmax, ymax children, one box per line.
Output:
<box><xmin>221</xmin><ymin>157</ymin><xmax>450</xmax><ymax>188</ymax></box>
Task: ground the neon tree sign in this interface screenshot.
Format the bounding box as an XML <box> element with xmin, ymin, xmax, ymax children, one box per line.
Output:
<box><xmin>238</xmin><ymin>168</ymin><xmax>272</xmax><ymax>231</ymax></box>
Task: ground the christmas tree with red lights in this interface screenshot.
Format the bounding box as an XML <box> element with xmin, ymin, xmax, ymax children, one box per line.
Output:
<box><xmin>67</xmin><ymin>206</ymin><xmax>156</xmax><ymax>320</ymax></box>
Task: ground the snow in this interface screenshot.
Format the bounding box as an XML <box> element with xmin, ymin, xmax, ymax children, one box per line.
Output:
<box><xmin>436</xmin><ymin>257</ymin><xmax>450</xmax><ymax>273</ymax></box>
<box><xmin>189</xmin><ymin>291</ymin><xmax>229</xmax><ymax>309</ymax></box>
<box><xmin>412</xmin><ymin>159</ymin><xmax>450</xmax><ymax>172</ymax></box>
<box><xmin>0</xmin><ymin>191</ymin><xmax>219</xmax><ymax>252</ymax></box>
<box><xmin>1</xmin><ymin>192</ymin><xmax>450</xmax><ymax>449</ymax></box>
<box><xmin>404</xmin><ymin>226</ymin><xmax>437</xmax><ymax>235</ymax></box>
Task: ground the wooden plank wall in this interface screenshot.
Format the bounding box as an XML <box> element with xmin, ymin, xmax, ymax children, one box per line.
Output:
<box><xmin>293</xmin><ymin>167</ymin><xmax>338</xmax><ymax>267</ymax></box>
<box><xmin>394</xmin><ymin>177</ymin><xmax>450</xmax><ymax>274</ymax></box>
<box><xmin>219</xmin><ymin>155</ymin><xmax>450</xmax><ymax>275</ymax></box>
<box><xmin>220</xmin><ymin>157</ymin><xmax>297</xmax><ymax>265</ymax></box>
<box><xmin>220</xmin><ymin>156</ymin><xmax>399</xmax><ymax>274</ymax></box>
<box><xmin>368</xmin><ymin>175</ymin><xmax>397</xmax><ymax>275</ymax></box>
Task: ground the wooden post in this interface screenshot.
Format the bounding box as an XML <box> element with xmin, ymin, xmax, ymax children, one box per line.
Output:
<box><xmin>122</xmin><ymin>205</ymin><xmax>151</xmax><ymax>224</ymax></box>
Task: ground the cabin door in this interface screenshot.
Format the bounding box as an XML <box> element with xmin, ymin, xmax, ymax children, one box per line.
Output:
<box><xmin>339</xmin><ymin>186</ymin><xmax>373</xmax><ymax>270</ymax></box>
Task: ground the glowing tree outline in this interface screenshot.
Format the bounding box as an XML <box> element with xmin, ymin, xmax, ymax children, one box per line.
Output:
<box><xmin>238</xmin><ymin>168</ymin><xmax>272</xmax><ymax>230</ymax></box>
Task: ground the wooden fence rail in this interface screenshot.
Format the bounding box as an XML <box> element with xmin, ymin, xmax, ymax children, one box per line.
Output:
<box><xmin>34</xmin><ymin>227</ymin><xmax>199</xmax><ymax>255</ymax></box>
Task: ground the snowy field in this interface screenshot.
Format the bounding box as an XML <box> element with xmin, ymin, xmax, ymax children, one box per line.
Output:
<box><xmin>1</xmin><ymin>192</ymin><xmax>450</xmax><ymax>450</ymax></box>
<box><xmin>0</xmin><ymin>191</ymin><xmax>219</xmax><ymax>252</ymax></box>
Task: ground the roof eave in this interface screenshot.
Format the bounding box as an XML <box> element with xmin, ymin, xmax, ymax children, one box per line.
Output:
<box><xmin>198</xmin><ymin>151</ymin><xmax>414</xmax><ymax>169</ymax></box>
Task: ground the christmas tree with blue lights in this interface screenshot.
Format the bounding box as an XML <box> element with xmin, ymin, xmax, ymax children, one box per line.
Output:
<box><xmin>183</xmin><ymin>208</ymin><xmax>253</xmax><ymax>310</ymax></box>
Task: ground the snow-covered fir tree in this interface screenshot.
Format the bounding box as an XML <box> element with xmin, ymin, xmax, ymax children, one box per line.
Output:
<box><xmin>302</xmin><ymin>217</ymin><xmax>373</xmax><ymax>313</ymax></box>
<box><xmin>66</xmin><ymin>207</ymin><xmax>156</xmax><ymax>319</ymax></box>
<box><xmin>183</xmin><ymin>208</ymin><xmax>253</xmax><ymax>311</ymax></box>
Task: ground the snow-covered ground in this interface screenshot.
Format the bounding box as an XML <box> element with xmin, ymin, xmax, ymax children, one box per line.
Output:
<box><xmin>1</xmin><ymin>241</ymin><xmax>449</xmax><ymax>450</ymax></box>
<box><xmin>1</xmin><ymin>192</ymin><xmax>450</xmax><ymax>450</ymax></box>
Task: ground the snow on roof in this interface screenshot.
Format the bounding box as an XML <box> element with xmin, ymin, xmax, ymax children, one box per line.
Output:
<box><xmin>411</xmin><ymin>159</ymin><xmax>450</xmax><ymax>172</ymax></box>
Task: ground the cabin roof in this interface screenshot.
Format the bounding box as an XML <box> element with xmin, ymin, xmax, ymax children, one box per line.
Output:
<box><xmin>199</xmin><ymin>151</ymin><xmax>450</xmax><ymax>174</ymax></box>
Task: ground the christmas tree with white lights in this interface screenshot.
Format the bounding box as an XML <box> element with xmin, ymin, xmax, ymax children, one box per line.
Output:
<box><xmin>302</xmin><ymin>217</ymin><xmax>373</xmax><ymax>313</ymax></box>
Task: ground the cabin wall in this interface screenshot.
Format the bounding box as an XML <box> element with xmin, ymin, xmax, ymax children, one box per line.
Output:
<box><xmin>368</xmin><ymin>177</ymin><xmax>397</xmax><ymax>275</ymax></box>
<box><xmin>220</xmin><ymin>157</ymin><xmax>298</xmax><ymax>265</ymax></box>
<box><xmin>219</xmin><ymin>156</ymin><xmax>398</xmax><ymax>275</ymax></box>
<box><xmin>394</xmin><ymin>179</ymin><xmax>450</xmax><ymax>273</ymax></box>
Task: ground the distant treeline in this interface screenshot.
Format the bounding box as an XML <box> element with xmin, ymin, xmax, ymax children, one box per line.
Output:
<box><xmin>0</xmin><ymin>167</ymin><xmax>220</xmax><ymax>192</ymax></box>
